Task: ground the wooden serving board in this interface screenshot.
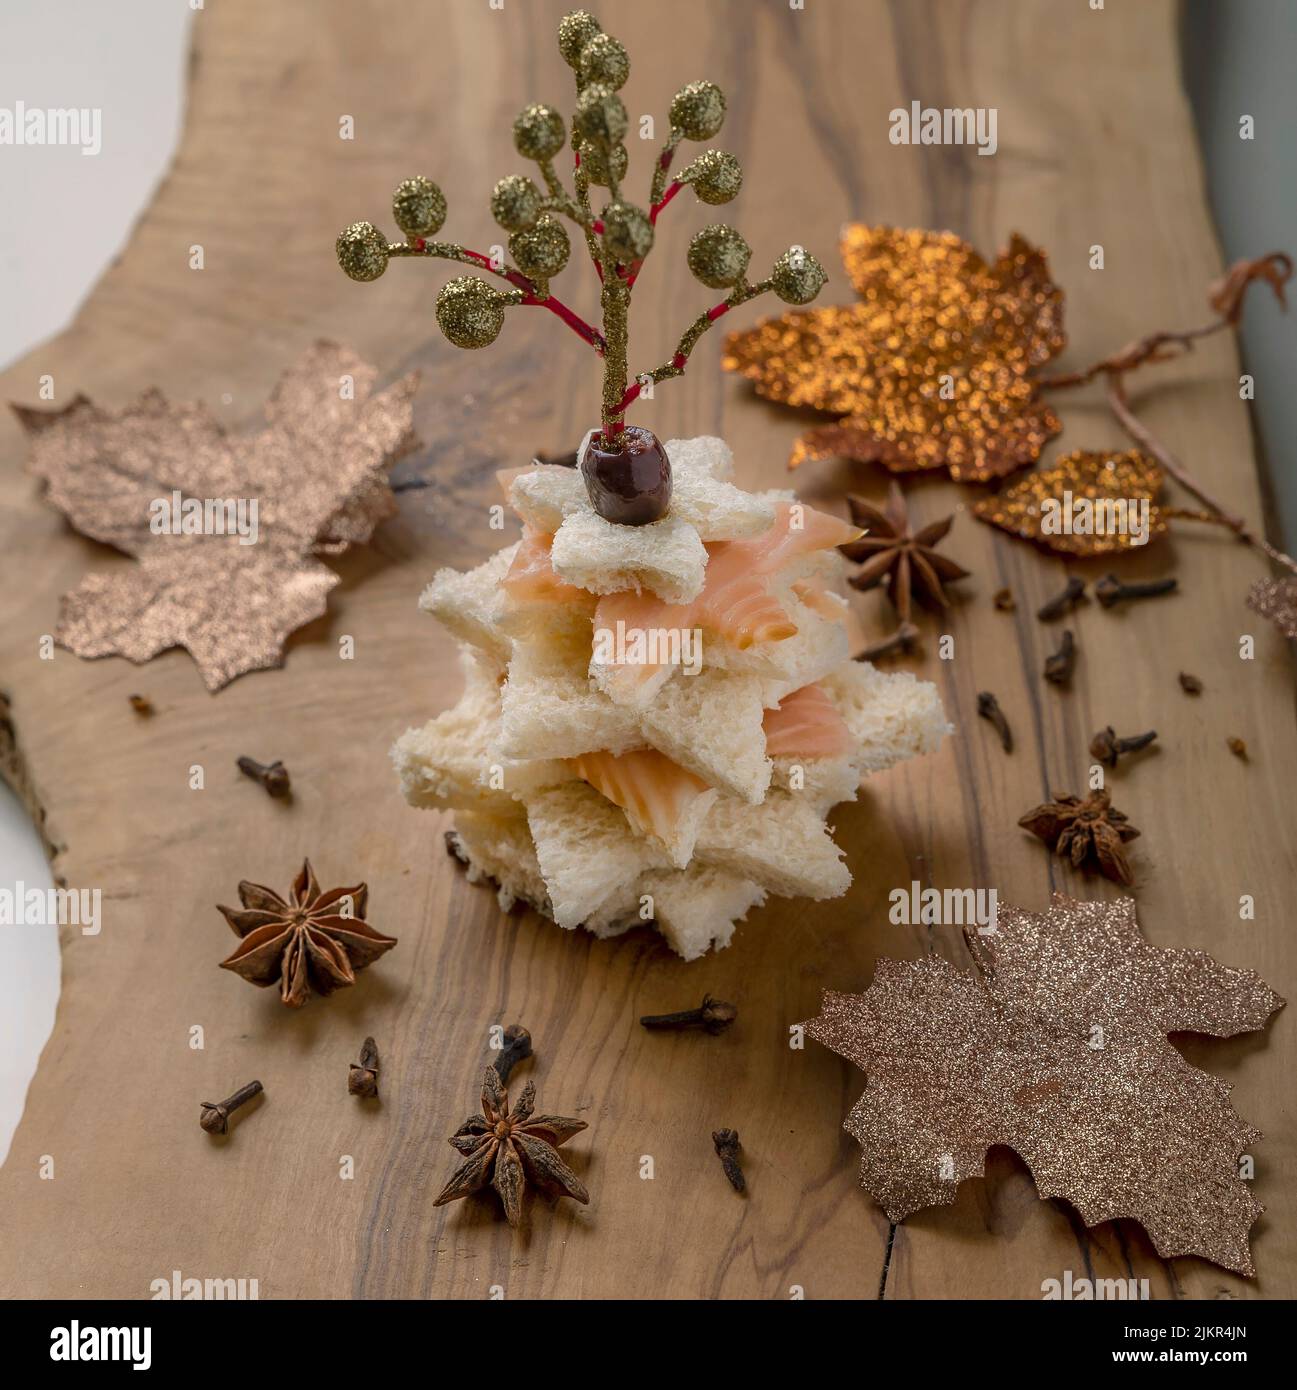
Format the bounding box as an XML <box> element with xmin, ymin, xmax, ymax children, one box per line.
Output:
<box><xmin>0</xmin><ymin>0</ymin><xmax>1292</xmax><ymax>1300</ymax></box>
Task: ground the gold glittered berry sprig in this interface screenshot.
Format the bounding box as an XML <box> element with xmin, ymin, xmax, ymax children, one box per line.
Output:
<box><xmin>336</xmin><ymin>9</ymin><xmax>826</xmax><ymax>468</ymax></box>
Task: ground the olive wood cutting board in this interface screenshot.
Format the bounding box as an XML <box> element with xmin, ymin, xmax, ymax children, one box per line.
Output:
<box><xmin>0</xmin><ymin>0</ymin><xmax>1292</xmax><ymax>1299</ymax></box>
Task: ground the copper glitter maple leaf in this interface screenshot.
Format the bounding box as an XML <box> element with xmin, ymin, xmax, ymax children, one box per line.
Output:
<box><xmin>434</xmin><ymin>1067</ymin><xmax>590</xmax><ymax>1228</ymax></box>
<box><xmin>723</xmin><ymin>225</ymin><xmax>1065</xmax><ymax>482</ymax></box>
<box><xmin>802</xmin><ymin>894</ymin><xmax>1284</xmax><ymax>1275</ymax></box>
<box><xmin>1246</xmin><ymin>575</ymin><xmax>1297</xmax><ymax>640</ymax></box>
<box><xmin>973</xmin><ymin>448</ymin><xmax>1168</xmax><ymax>557</ymax></box>
<box><xmin>218</xmin><ymin>859</ymin><xmax>397</xmax><ymax>1008</ymax></box>
<box><xmin>16</xmin><ymin>341</ymin><xmax>419</xmax><ymax>690</ymax></box>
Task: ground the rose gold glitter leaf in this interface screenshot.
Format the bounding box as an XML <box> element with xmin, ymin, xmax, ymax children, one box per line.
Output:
<box><xmin>1246</xmin><ymin>575</ymin><xmax>1297</xmax><ymax>640</ymax></box>
<box><xmin>16</xmin><ymin>341</ymin><xmax>419</xmax><ymax>690</ymax></box>
<box><xmin>973</xmin><ymin>448</ymin><xmax>1167</xmax><ymax>557</ymax></box>
<box><xmin>723</xmin><ymin>226</ymin><xmax>1066</xmax><ymax>482</ymax></box>
<box><xmin>55</xmin><ymin>548</ymin><xmax>339</xmax><ymax>693</ymax></box>
<box><xmin>802</xmin><ymin>894</ymin><xmax>1284</xmax><ymax>1276</ymax></box>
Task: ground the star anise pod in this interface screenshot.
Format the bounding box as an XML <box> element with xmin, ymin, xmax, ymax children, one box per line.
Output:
<box><xmin>842</xmin><ymin>482</ymin><xmax>970</xmax><ymax>621</ymax></box>
<box><xmin>1017</xmin><ymin>789</ymin><xmax>1140</xmax><ymax>886</ymax></box>
<box><xmin>217</xmin><ymin>860</ymin><xmax>398</xmax><ymax>1008</ymax></box>
<box><xmin>434</xmin><ymin>1067</ymin><xmax>589</xmax><ymax>1228</ymax></box>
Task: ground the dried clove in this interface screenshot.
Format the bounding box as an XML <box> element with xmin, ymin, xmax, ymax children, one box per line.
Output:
<box><xmin>976</xmin><ymin>691</ymin><xmax>1013</xmax><ymax>753</ymax></box>
<box><xmin>1179</xmin><ymin>672</ymin><xmax>1204</xmax><ymax>695</ymax></box>
<box><xmin>200</xmin><ymin>1080</ymin><xmax>263</xmax><ymax>1135</ymax></box>
<box><xmin>712</xmin><ymin>1129</ymin><xmax>747</xmax><ymax>1193</ymax></box>
<box><xmin>1090</xmin><ymin>726</ymin><xmax>1157</xmax><ymax>768</ymax></box>
<box><xmin>236</xmin><ymin>755</ymin><xmax>291</xmax><ymax>799</ymax></box>
<box><xmin>1095</xmin><ymin>573</ymin><xmax>1177</xmax><ymax>609</ymax></box>
<box><xmin>640</xmin><ymin>995</ymin><xmax>738</xmax><ymax>1035</ymax></box>
<box><xmin>493</xmin><ymin>1024</ymin><xmax>533</xmax><ymax>1083</ymax></box>
<box><xmin>128</xmin><ymin>694</ymin><xmax>154</xmax><ymax>716</ymax></box>
<box><xmin>1043</xmin><ymin>630</ymin><xmax>1077</xmax><ymax>686</ymax></box>
<box><xmin>993</xmin><ymin>587</ymin><xmax>1016</xmax><ymax>612</ymax></box>
<box><xmin>854</xmin><ymin>621</ymin><xmax>921</xmax><ymax>663</ymax></box>
<box><xmin>1037</xmin><ymin>576</ymin><xmax>1087</xmax><ymax>621</ymax></box>
<box><xmin>348</xmin><ymin>1036</ymin><xmax>380</xmax><ymax>1098</ymax></box>
<box><xmin>1227</xmin><ymin>736</ymin><xmax>1249</xmax><ymax>761</ymax></box>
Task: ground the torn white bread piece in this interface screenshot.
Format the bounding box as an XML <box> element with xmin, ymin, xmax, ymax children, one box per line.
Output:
<box><xmin>511</xmin><ymin>435</ymin><xmax>771</xmax><ymax>546</ymax></box>
<box><xmin>550</xmin><ymin>510</ymin><xmax>708</xmax><ymax>604</ymax></box>
<box><xmin>706</xmin><ymin>595</ymin><xmax>851</xmax><ymax>695</ymax></box>
<box><xmin>570</xmin><ymin>749</ymin><xmax>719</xmax><ymax>870</ymax></box>
<box><xmin>495</xmin><ymin>531</ymin><xmax>597</xmax><ymax>645</ymax></box>
<box><xmin>821</xmin><ymin>662</ymin><xmax>952</xmax><ymax>773</ymax></box>
<box><xmin>451</xmin><ymin>807</ymin><xmax>640</xmax><ymax>941</ymax></box>
<box><xmin>664</xmin><ymin>434</ymin><xmax>734</xmax><ymax>481</ymax></box>
<box><xmin>636</xmin><ymin>864</ymin><xmax>767</xmax><ymax>960</ymax></box>
<box><xmin>587</xmin><ymin>578</ymin><xmax>847</xmax><ymax>713</ymax></box>
<box><xmin>769</xmin><ymin>664</ymin><xmax>950</xmax><ymax>811</ymax></box>
<box><xmin>580</xmin><ymin>896</ymin><xmax>643</xmax><ymax>940</ymax></box>
<box><xmin>695</xmin><ymin>790</ymin><xmax>851</xmax><ymax>899</ymax></box>
<box><xmin>499</xmin><ymin>633</ymin><xmax>643</xmax><ymax>759</ymax></box>
<box><xmin>667</xmin><ymin>466</ymin><xmax>775</xmax><ymax>540</ymax></box>
<box><xmin>418</xmin><ymin>543</ymin><xmax>518</xmax><ymax>670</ymax></box>
<box><xmin>588</xmin><ymin>646</ymin><xmax>679</xmax><ymax>710</ymax></box>
<box><xmin>504</xmin><ymin>635</ymin><xmax>767</xmax><ymax>801</ymax></box>
<box><xmin>449</xmin><ymin>808</ymin><xmax>549</xmax><ymax>916</ymax></box>
<box><xmin>770</xmin><ymin>754</ymin><xmax>862</xmax><ymax>818</ymax></box>
<box><xmin>497</xmin><ymin>595</ymin><xmax>596</xmax><ymax>649</ymax></box>
<box><xmin>392</xmin><ymin>649</ymin><xmax>566</xmax><ymax>813</ymax></box>
<box><xmin>449</xmin><ymin>814</ymin><xmax>765</xmax><ymax>959</ymax></box>
<box><xmin>508</xmin><ymin>465</ymin><xmax>589</xmax><ymax>533</ymax></box>
<box><xmin>637</xmin><ymin>669</ymin><xmax>771</xmax><ymax>803</ymax></box>
<box><xmin>524</xmin><ymin>780</ymin><xmax>670</xmax><ymax>929</ymax></box>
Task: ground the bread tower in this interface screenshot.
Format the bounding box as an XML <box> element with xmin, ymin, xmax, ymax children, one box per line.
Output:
<box><xmin>337</xmin><ymin>11</ymin><xmax>949</xmax><ymax>958</ymax></box>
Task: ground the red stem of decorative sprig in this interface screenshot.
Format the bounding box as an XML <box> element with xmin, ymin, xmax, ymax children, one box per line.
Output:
<box><xmin>618</xmin><ymin>183</ymin><xmax>686</xmax><ymax>291</ymax></box>
<box><xmin>520</xmin><ymin>292</ymin><xmax>607</xmax><ymax>352</ymax></box>
<box><xmin>650</xmin><ymin>178</ymin><xmax>682</xmax><ymax>225</ymax></box>
<box><xmin>611</xmin><ymin>299</ymin><xmax>734</xmax><ymax>419</ymax></box>
<box><xmin>418</xmin><ymin>240</ymin><xmax>606</xmax><ymax>353</ymax></box>
<box><xmin>449</xmin><ymin>244</ymin><xmax>534</xmax><ymax>293</ymax></box>
<box><xmin>609</xmin><ymin>355</ymin><xmax>684</xmax><ymax>422</ymax></box>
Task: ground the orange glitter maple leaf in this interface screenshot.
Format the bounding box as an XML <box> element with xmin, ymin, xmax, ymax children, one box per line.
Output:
<box><xmin>973</xmin><ymin>448</ymin><xmax>1168</xmax><ymax>557</ymax></box>
<box><xmin>723</xmin><ymin>225</ymin><xmax>1066</xmax><ymax>482</ymax></box>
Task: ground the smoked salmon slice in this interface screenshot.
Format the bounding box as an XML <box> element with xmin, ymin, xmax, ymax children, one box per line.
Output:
<box><xmin>570</xmin><ymin>748</ymin><xmax>718</xmax><ymax>868</ymax></box>
<box><xmin>762</xmin><ymin>683</ymin><xmax>855</xmax><ymax>758</ymax></box>
<box><xmin>502</xmin><ymin>527</ymin><xmax>591</xmax><ymax>606</ymax></box>
<box><xmin>592</xmin><ymin>503</ymin><xmax>862</xmax><ymax>692</ymax></box>
<box><xmin>791</xmin><ymin>579</ymin><xmax>847</xmax><ymax>624</ymax></box>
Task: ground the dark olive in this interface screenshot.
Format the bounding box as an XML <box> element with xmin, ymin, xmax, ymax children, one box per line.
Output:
<box><xmin>580</xmin><ymin>425</ymin><xmax>672</xmax><ymax>525</ymax></box>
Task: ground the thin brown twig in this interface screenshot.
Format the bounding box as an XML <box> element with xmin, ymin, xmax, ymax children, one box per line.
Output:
<box><xmin>1036</xmin><ymin>252</ymin><xmax>1297</xmax><ymax>578</ymax></box>
<box><xmin>1106</xmin><ymin>374</ymin><xmax>1297</xmax><ymax>576</ymax></box>
<box><xmin>1037</xmin><ymin>320</ymin><xmax>1228</xmax><ymax>390</ymax></box>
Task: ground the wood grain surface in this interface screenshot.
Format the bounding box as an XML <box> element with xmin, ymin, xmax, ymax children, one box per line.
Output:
<box><xmin>0</xmin><ymin>0</ymin><xmax>1293</xmax><ymax>1300</ymax></box>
